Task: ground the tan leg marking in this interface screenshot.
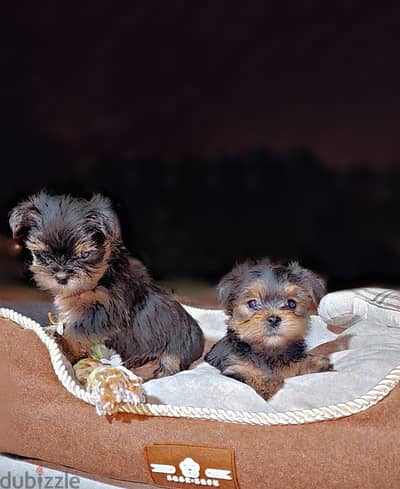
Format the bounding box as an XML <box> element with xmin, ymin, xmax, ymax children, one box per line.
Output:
<box><xmin>57</xmin><ymin>331</ymin><xmax>97</xmax><ymax>364</ymax></box>
<box><xmin>132</xmin><ymin>359</ymin><xmax>160</xmax><ymax>381</ymax></box>
<box><xmin>308</xmin><ymin>335</ymin><xmax>352</xmax><ymax>356</ymax></box>
<box><xmin>154</xmin><ymin>353</ymin><xmax>182</xmax><ymax>378</ymax></box>
<box><xmin>224</xmin><ymin>360</ymin><xmax>284</xmax><ymax>400</ymax></box>
<box><xmin>281</xmin><ymin>354</ymin><xmax>332</xmax><ymax>378</ymax></box>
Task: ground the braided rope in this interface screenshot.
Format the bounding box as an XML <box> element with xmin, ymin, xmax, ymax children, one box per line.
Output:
<box><xmin>1</xmin><ymin>306</ymin><xmax>399</xmax><ymax>425</ymax></box>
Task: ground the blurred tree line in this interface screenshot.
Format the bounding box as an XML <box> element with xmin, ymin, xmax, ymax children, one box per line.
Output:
<box><xmin>1</xmin><ymin>147</ymin><xmax>399</xmax><ymax>289</ymax></box>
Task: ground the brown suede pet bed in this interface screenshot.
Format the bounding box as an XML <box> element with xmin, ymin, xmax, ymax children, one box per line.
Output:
<box><xmin>1</xmin><ymin>289</ymin><xmax>400</xmax><ymax>488</ymax></box>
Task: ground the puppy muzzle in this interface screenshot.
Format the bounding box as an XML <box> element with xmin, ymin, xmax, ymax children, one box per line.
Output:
<box><xmin>266</xmin><ymin>315</ymin><xmax>281</xmax><ymax>328</ymax></box>
<box><xmin>55</xmin><ymin>272</ymin><xmax>69</xmax><ymax>285</ymax></box>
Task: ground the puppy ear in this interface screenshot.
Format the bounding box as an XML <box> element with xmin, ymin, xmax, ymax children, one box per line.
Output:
<box><xmin>9</xmin><ymin>199</ymin><xmax>41</xmax><ymax>243</ymax></box>
<box><xmin>217</xmin><ymin>262</ymin><xmax>250</xmax><ymax>313</ymax></box>
<box><xmin>87</xmin><ymin>194</ymin><xmax>121</xmax><ymax>239</ymax></box>
<box><xmin>288</xmin><ymin>261</ymin><xmax>327</xmax><ymax>306</ymax></box>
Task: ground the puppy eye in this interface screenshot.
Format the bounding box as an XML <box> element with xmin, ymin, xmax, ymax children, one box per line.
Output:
<box><xmin>286</xmin><ymin>299</ymin><xmax>297</xmax><ymax>309</ymax></box>
<box><xmin>80</xmin><ymin>251</ymin><xmax>91</xmax><ymax>259</ymax></box>
<box><xmin>247</xmin><ymin>299</ymin><xmax>259</xmax><ymax>310</ymax></box>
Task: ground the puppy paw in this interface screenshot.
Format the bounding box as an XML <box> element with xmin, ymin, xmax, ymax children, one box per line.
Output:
<box><xmin>309</xmin><ymin>355</ymin><xmax>333</xmax><ymax>373</ymax></box>
<box><xmin>258</xmin><ymin>377</ymin><xmax>285</xmax><ymax>400</ymax></box>
<box><xmin>133</xmin><ymin>359</ymin><xmax>160</xmax><ymax>381</ymax></box>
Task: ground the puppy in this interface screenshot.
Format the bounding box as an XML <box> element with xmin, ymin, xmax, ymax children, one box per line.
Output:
<box><xmin>9</xmin><ymin>192</ymin><xmax>204</xmax><ymax>379</ymax></box>
<box><xmin>205</xmin><ymin>259</ymin><xmax>332</xmax><ymax>400</ymax></box>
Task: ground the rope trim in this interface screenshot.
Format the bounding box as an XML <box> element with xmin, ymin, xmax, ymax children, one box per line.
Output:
<box><xmin>1</xmin><ymin>306</ymin><xmax>400</xmax><ymax>426</ymax></box>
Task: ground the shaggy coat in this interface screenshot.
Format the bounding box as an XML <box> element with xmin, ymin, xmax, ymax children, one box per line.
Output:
<box><xmin>205</xmin><ymin>259</ymin><xmax>332</xmax><ymax>399</ymax></box>
<box><xmin>9</xmin><ymin>192</ymin><xmax>204</xmax><ymax>378</ymax></box>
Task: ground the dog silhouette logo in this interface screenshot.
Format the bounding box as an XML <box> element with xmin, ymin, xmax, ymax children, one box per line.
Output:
<box><xmin>179</xmin><ymin>457</ymin><xmax>201</xmax><ymax>478</ymax></box>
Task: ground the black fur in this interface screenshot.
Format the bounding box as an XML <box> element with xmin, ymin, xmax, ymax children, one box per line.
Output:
<box><xmin>205</xmin><ymin>259</ymin><xmax>330</xmax><ymax>399</ymax></box>
<box><xmin>9</xmin><ymin>192</ymin><xmax>204</xmax><ymax>377</ymax></box>
<box><xmin>205</xmin><ymin>331</ymin><xmax>306</xmax><ymax>374</ymax></box>
<box><xmin>216</xmin><ymin>259</ymin><xmax>326</xmax><ymax>314</ymax></box>
<box><xmin>100</xmin><ymin>257</ymin><xmax>205</xmax><ymax>372</ymax></box>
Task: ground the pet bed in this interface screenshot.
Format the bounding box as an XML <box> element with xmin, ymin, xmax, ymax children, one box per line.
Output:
<box><xmin>1</xmin><ymin>288</ymin><xmax>400</xmax><ymax>488</ymax></box>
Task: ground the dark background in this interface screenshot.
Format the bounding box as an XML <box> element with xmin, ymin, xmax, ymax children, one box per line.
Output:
<box><xmin>1</xmin><ymin>1</ymin><xmax>400</xmax><ymax>292</ymax></box>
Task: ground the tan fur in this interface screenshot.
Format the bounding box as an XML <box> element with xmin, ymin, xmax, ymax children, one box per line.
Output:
<box><xmin>206</xmin><ymin>259</ymin><xmax>333</xmax><ymax>400</ymax></box>
<box><xmin>224</xmin><ymin>360</ymin><xmax>284</xmax><ymax>399</ymax></box>
<box><xmin>132</xmin><ymin>359</ymin><xmax>161</xmax><ymax>381</ymax></box>
<box><xmin>280</xmin><ymin>355</ymin><xmax>332</xmax><ymax>378</ymax></box>
<box><xmin>74</xmin><ymin>240</ymin><xmax>99</xmax><ymax>255</ymax></box>
<box><xmin>58</xmin><ymin>330</ymin><xmax>99</xmax><ymax>364</ymax></box>
<box><xmin>308</xmin><ymin>335</ymin><xmax>352</xmax><ymax>356</ymax></box>
<box><xmin>230</xmin><ymin>309</ymin><xmax>308</xmax><ymax>350</ymax></box>
<box><xmin>283</xmin><ymin>284</ymin><xmax>302</xmax><ymax>296</ymax></box>
<box><xmin>55</xmin><ymin>286</ymin><xmax>110</xmax><ymax>326</ymax></box>
<box><xmin>53</xmin><ymin>286</ymin><xmax>112</xmax><ymax>361</ymax></box>
<box><xmin>31</xmin><ymin>239</ymin><xmax>113</xmax><ymax>301</ymax></box>
<box><xmin>243</xmin><ymin>280</ymin><xmax>266</xmax><ymax>301</ymax></box>
<box><xmin>156</xmin><ymin>353</ymin><xmax>182</xmax><ymax>377</ymax></box>
<box><xmin>10</xmin><ymin>192</ymin><xmax>205</xmax><ymax>379</ymax></box>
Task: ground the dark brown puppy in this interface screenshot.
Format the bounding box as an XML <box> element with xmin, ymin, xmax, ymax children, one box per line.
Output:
<box><xmin>205</xmin><ymin>259</ymin><xmax>332</xmax><ymax>400</ymax></box>
<box><xmin>9</xmin><ymin>192</ymin><xmax>204</xmax><ymax>379</ymax></box>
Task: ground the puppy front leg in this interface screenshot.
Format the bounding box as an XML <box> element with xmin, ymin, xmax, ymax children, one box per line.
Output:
<box><xmin>58</xmin><ymin>330</ymin><xmax>95</xmax><ymax>364</ymax></box>
<box><xmin>57</xmin><ymin>296</ymin><xmax>111</xmax><ymax>363</ymax></box>
<box><xmin>132</xmin><ymin>359</ymin><xmax>161</xmax><ymax>380</ymax></box>
<box><xmin>224</xmin><ymin>362</ymin><xmax>284</xmax><ymax>400</ymax></box>
<box><xmin>283</xmin><ymin>354</ymin><xmax>333</xmax><ymax>379</ymax></box>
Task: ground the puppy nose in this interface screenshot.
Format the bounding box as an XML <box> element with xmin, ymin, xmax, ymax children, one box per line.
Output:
<box><xmin>267</xmin><ymin>315</ymin><xmax>282</xmax><ymax>327</ymax></box>
<box><xmin>55</xmin><ymin>272</ymin><xmax>69</xmax><ymax>285</ymax></box>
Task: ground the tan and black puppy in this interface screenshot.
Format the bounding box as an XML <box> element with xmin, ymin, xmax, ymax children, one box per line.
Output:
<box><xmin>205</xmin><ymin>259</ymin><xmax>332</xmax><ymax>399</ymax></box>
<box><xmin>9</xmin><ymin>192</ymin><xmax>204</xmax><ymax>379</ymax></box>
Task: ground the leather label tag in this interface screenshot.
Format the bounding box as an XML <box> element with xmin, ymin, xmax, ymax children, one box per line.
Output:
<box><xmin>146</xmin><ymin>444</ymin><xmax>240</xmax><ymax>488</ymax></box>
